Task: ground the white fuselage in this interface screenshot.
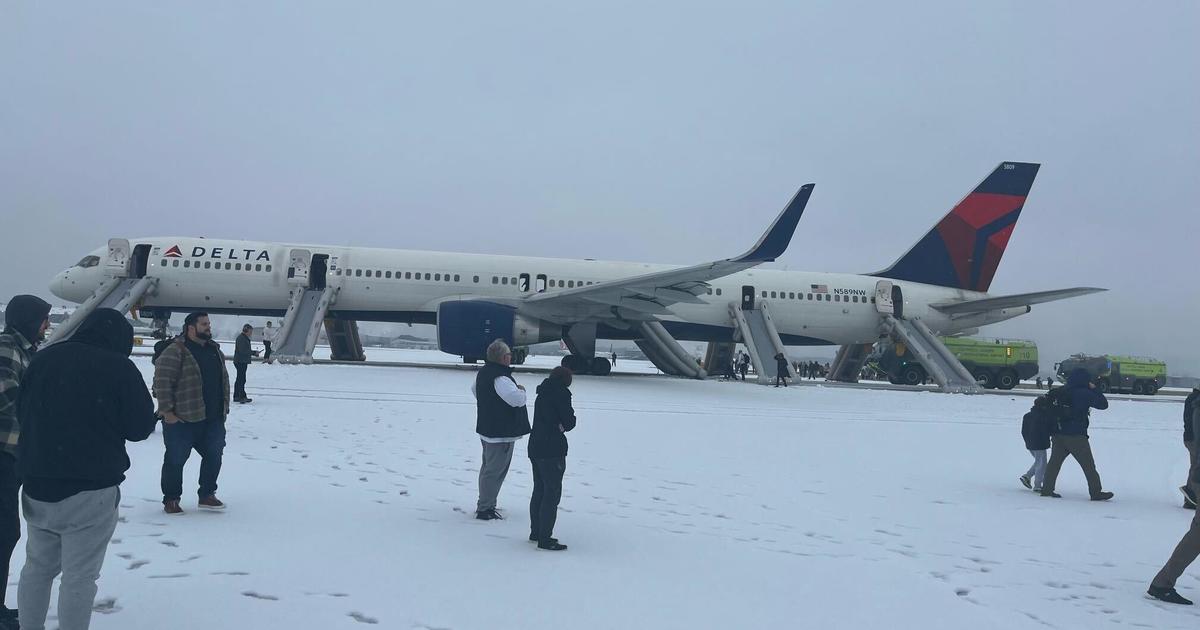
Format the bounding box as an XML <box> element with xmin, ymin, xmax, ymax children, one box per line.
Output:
<box><xmin>50</xmin><ymin>237</ymin><xmax>1029</xmax><ymax>346</ymax></box>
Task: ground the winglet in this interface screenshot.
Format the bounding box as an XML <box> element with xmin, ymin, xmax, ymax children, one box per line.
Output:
<box><xmin>733</xmin><ymin>183</ymin><xmax>815</xmax><ymax>263</ymax></box>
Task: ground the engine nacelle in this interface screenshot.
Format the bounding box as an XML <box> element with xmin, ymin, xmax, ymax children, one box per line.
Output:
<box><xmin>436</xmin><ymin>301</ymin><xmax>561</xmax><ymax>359</ymax></box>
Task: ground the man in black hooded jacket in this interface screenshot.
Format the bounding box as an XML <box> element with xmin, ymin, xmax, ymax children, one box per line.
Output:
<box><xmin>528</xmin><ymin>367</ymin><xmax>576</xmax><ymax>551</ymax></box>
<box><xmin>0</xmin><ymin>294</ymin><xmax>50</xmax><ymax>625</ymax></box>
<box><xmin>16</xmin><ymin>308</ymin><xmax>157</xmax><ymax>630</ymax></box>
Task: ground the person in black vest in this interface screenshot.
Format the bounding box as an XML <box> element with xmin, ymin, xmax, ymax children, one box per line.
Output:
<box><xmin>233</xmin><ymin>324</ymin><xmax>258</xmax><ymax>403</ymax></box>
<box><xmin>528</xmin><ymin>366</ymin><xmax>576</xmax><ymax>551</ymax></box>
<box><xmin>1182</xmin><ymin>386</ymin><xmax>1200</xmax><ymax>509</ymax></box>
<box><xmin>16</xmin><ymin>309</ymin><xmax>157</xmax><ymax>630</ymax></box>
<box><xmin>472</xmin><ymin>339</ymin><xmax>531</xmax><ymax>520</ymax></box>
<box><xmin>738</xmin><ymin>353</ymin><xmax>750</xmax><ymax>381</ymax></box>
<box><xmin>774</xmin><ymin>353</ymin><xmax>790</xmax><ymax>387</ymax></box>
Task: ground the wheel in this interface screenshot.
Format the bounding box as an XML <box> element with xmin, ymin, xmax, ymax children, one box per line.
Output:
<box><xmin>1096</xmin><ymin>378</ymin><xmax>1110</xmax><ymax>394</ymax></box>
<box><xmin>1146</xmin><ymin>382</ymin><xmax>1159</xmax><ymax>396</ymax></box>
<box><xmin>996</xmin><ymin>369</ymin><xmax>1018</xmax><ymax>390</ymax></box>
<box><xmin>560</xmin><ymin>355</ymin><xmax>583</xmax><ymax>372</ymax></box>
<box><xmin>510</xmin><ymin>347</ymin><xmax>528</xmax><ymax>365</ymax></box>
<box><xmin>1132</xmin><ymin>381</ymin><xmax>1144</xmax><ymax>395</ymax></box>
<box><xmin>588</xmin><ymin>356</ymin><xmax>612</xmax><ymax>376</ymax></box>
<box><xmin>900</xmin><ymin>364</ymin><xmax>926</xmax><ymax>386</ymax></box>
<box><xmin>888</xmin><ymin>374</ymin><xmax>903</xmax><ymax>385</ymax></box>
<box><xmin>972</xmin><ymin>369</ymin><xmax>995</xmax><ymax>389</ymax></box>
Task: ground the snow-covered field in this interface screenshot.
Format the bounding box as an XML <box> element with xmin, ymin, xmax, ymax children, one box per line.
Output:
<box><xmin>9</xmin><ymin>351</ymin><xmax>1198</xmax><ymax>629</ymax></box>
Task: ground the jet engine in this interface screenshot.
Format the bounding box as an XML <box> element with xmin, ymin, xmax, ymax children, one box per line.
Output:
<box><xmin>436</xmin><ymin>301</ymin><xmax>561</xmax><ymax>360</ymax></box>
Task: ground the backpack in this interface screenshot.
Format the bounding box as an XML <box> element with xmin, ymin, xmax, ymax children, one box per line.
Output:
<box><xmin>1045</xmin><ymin>388</ymin><xmax>1073</xmax><ymax>433</ymax></box>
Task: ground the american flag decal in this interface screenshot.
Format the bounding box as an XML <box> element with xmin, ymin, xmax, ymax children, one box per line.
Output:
<box><xmin>810</xmin><ymin>284</ymin><xmax>828</xmax><ymax>294</ymax></box>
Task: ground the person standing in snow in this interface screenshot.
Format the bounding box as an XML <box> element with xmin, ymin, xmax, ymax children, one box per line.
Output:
<box><xmin>1019</xmin><ymin>396</ymin><xmax>1054</xmax><ymax>492</ymax></box>
<box><xmin>1039</xmin><ymin>369</ymin><xmax>1113</xmax><ymax>501</ymax></box>
<box><xmin>1181</xmin><ymin>386</ymin><xmax>1200</xmax><ymax>509</ymax></box>
<box><xmin>774</xmin><ymin>353</ymin><xmax>790</xmax><ymax>387</ymax></box>
<box><xmin>153</xmin><ymin>312</ymin><xmax>231</xmax><ymax>515</ymax></box>
<box><xmin>232</xmin><ymin>324</ymin><xmax>257</xmax><ymax>403</ymax></box>
<box><xmin>0</xmin><ymin>295</ymin><xmax>51</xmax><ymax>627</ymax></box>
<box><xmin>472</xmin><ymin>339</ymin><xmax>531</xmax><ymax>521</ymax></box>
<box><xmin>262</xmin><ymin>321</ymin><xmax>277</xmax><ymax>364</ymax></box>
<box><xmin>16</xmin><ymin>309</ymin><xmax>157</xmax><ymax>630</ymax></box>
<box><xmin>528</xmin><ymin>366</ymin><xmax>576</xmax><ymax>551</ymax></box>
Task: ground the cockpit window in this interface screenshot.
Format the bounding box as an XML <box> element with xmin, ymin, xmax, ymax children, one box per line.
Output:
<box><xmin>75</xmin><ymin>256</ymin><xmax>100</xmax><ymax>268</ymax></box>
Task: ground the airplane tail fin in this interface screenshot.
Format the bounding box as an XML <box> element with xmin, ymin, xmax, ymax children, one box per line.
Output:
<box><xmin>873</xmin><ymin>162</ymin><xmax>1040</xmax><ymax>292</ymax></box>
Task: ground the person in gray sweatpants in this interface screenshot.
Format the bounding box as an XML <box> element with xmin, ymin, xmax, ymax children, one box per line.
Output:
<box><xmin>471</xmin><ymin>340</ymin><xmax>531</xmax><ymax>520</ymax></box>
<box><xmin>14</xmin><ymin>309</ymin><xmax>157</xmax><ymax>630</ymax></box>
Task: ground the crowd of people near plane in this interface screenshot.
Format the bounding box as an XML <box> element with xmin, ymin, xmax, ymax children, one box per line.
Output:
<box><xmin>0</xmin><ymin>294</ymin><xmax>1197</xmax><ymax>629</ymax></box>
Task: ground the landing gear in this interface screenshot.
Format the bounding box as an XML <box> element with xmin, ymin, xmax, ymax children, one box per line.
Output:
<box><xmin>561</xmin><ymin>355</ymin><xmax>612</xmax><ymax>376</ymax></box>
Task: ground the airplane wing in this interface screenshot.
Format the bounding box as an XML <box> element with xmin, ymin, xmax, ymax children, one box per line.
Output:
<box><xmin>931</xmin><ymin>287</ymin><xmax>1107</xmax><ymax>315</ymax></box>
<box><xmin>521</xmin><ymin>184</ymin><xmax>814</xmax><ymax>321</ymax></box>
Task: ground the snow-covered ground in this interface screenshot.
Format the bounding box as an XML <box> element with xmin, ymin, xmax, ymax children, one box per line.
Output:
<box><xmin>8</xmin><ymin>351</ymin><xmax>1198</xmax><ymax>629</ymax></box>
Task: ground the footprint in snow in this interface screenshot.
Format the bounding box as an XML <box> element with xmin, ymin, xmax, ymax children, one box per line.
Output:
<box><xmin>242</xmin><ymin>591</ymin><xmax>279</xmax><ymax>601</ymax></box>
<box><xmin>148</xmin><ymin>573</ymin><xmax>190</xmax><ymax>579</ymax></box>
<box><xmin>349</xmin><ymin>612</ymin><xmax>379</xmax><ymax>624</ymax></box>
<box><xmin>128</xmin><ymin>560</ymin><xmax>150</xmax><ymax>570</ymax></box>
<box><xmin>93</xmin><ymin>597</ymin><xmax>121</xmax><ymax>614</ymax></box>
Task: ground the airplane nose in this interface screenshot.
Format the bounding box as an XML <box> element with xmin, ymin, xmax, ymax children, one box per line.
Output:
<box><xmin>49</xmin><ymin>271</ymin><xmax>68</xmax><ymax>300</ymax></box>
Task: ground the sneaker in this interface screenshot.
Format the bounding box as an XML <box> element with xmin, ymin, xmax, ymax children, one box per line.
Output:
<box><xmin>529</xmin><ymin>534</ymin><xmax>558</xmax><ymax>543</ymax></box>
<box><xmin>1181</xmin><ymin>486</ymin><xmax>1196</xmax><ymax>507</ymax></box>
<box><xmin>537</xmin><ymin>540</ymin><xmax>568</xmax><ymax>551</ymax></box>
<box><xmin>1186</xmin><ymin>500</ymin><xmax>1197</xmax><ymax>510</ymax></box>
<box><xmin>475</xmin><ymin>509</ymin><xmax>502</xmax><ymax>521</ymax></box>
<box><xmin>164</xmin><ymin>499</ymin><xmax>184</xmax><ymax>515</ymax></box>
<box><xmin>1090</xmin><ymin>491</ymin><xmax>1114</xmax><ymax>502</ymax></box>
<box><xmin>1019</xmin><ymin>475</ymin><xmax>1032</xmax><ymax>490</ymax></box>
<box><xmin>1147</xmin><ymin>585</ymin><xmax>1193</xmax><ymax>605</ymax></box>
<box><xmin>1040</xmin><ymin>491</ymin><xmax>1062</xmax><ymax>498</ymax></box>
<box><xmin>198</xmin><ymin>495</ymin><xmax>226</xmax><ymax>511</ymax></box>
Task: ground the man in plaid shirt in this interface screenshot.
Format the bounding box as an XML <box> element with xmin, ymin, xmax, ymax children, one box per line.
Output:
<box><xmin>0</xmin><ymin>295</ymin><xmax>51</xmax><ymax>626</ymax></box>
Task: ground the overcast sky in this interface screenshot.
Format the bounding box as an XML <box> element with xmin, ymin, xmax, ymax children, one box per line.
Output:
<box><xmin>2</xmin><ymin>2</ymin><xmax>1197</xmax><ymax>374</ymax></box>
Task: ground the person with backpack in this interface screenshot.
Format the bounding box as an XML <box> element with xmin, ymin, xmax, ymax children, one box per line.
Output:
<box><xmin>1020</xmin><ymin>396</ymin><xmax>1054</xmax><ymax>492</ymax></box>
<box><xmin>1039</xmin><ymin>368</ymin><xmax>1113</xmax><ymax>501</ymax></box>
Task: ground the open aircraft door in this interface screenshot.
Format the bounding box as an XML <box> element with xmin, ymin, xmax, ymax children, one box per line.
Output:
<box><xmin>287</xmin><ymin>249</ymin><xmax>313</xmax><ymax>287</ymax></box>
<box><xmin>104</xmin><ymin>238</ymin><xmax>132</xmax><ymax>278</ymax></box>
<box><xmin>874</xmin><ymin>280</ymin><xmax>894</xmax><ymax>316</ymax></box>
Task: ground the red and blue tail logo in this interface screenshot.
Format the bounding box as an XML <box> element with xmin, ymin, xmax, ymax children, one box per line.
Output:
<box><xmin>873</xmin><ymin>162</ymin><xmax>1039</xmax><ymax>293</ymax></box>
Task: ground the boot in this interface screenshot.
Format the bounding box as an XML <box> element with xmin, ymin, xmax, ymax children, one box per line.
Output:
<box><xmin>1019</xmin><ymin>475</ymin><xmax>1032</xmax><ymax>490</ymax></box>
<box><xmin>1040</xmin><ymin>491</ymin><xmax>1062</xmax><ymax>498</ymax></box>
<box><xmin>475</xmin><ymin>509</ymin><xmax>502</xmax><ymax>521</ymax></box>
<box><xmin>537</xmin><ymin>540</ymin><xmax>568</xmax><ymax>551</ymax></box>
<box><xmin>1090</xmin><ymin>491</ymin><xmax>1114</xmax><ymax>502</ymax></box>
<box><xmin>1147</xmin><ymin>585</ymin><xmax>1193</xmax><ymax>605</ymax></box>
<box><xmin>199</xmin><ymin>495</ymin><xmax>226</xmax><ymax>510</ymax></box>
<box><xmin>164</xmin><ymin>499</ymin><xmax>184</xmax><ymax>515</ymax></box>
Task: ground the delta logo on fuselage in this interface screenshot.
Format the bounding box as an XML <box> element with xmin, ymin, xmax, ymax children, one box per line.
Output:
<box><xmin>173</xmin><ymin>244</ymin><xmax>271</xmax><ymax>262</ymax></box>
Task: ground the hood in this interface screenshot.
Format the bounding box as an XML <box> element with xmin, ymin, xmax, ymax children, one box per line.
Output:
<box><xmin>72</xmin><ymin>308</ymin><xmax>134</xmax><ymax>357</ymax></box>
<box><xmin>1067</xmin><ymin>368</ymin><xmax>1092</xmax><ymax>389</ymax></box>
<box><xmin>1033</xmin><ymin>395</ymin><xmax>1053</xmax><ymax>409</ymax></box>
<box><xmin>3</xmin><ymin>294</ymin><xmax>52</xmax><ymax>345</ymax></box>
<box><xmin>537</xmin><ymin>377</ymin><xmax>570</xmax><ymax>395</ymax></box>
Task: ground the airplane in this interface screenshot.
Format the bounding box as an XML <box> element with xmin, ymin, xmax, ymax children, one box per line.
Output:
<box><xmin>48</xmin><ymin>162</ymin><xmax>1104</xmax><ymax>380</ymax></box>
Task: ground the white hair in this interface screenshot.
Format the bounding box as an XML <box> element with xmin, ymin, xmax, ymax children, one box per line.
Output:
<box><xmin>487</xmin><ymin>339</ymin><xmax>511</xmax><ymax>363</ymax></box>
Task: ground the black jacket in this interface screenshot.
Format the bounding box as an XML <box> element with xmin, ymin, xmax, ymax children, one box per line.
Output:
<box><xmin>528</xmin><ymin>377</ymin><xmax>576</xmax><ymax>459</ymax></box>
<box><xmin>775</xmin><ymin>355</ymin><xmax>790</xmax><ymax>377</ymax></box>
<box><xmin>234</xmin><ymin>333</ymin><xmax>254</xmax><ymax>364</ymax></box>
<box><xmin>1185</xmin><ymin>389</ymin><xmax>1200</xmax><ymax>443</ymax></box>
<box><xmin>1021</xmin><ymin>400</ymin><xmax>1054</xmax><ymax>451</ymax></box>
<box><xmin>475</xmin><ymin>362</ymin><xmax>531</xmax><ymax>439</ymax></box>
<box><xmin>1050</xmin><ymin>369</ymin><xmax>1108</xmax><ymax>437</ymax></box>
<box><xmin>17</xmin><ymin>309</ymin><xmax>157</xmax><ymax>502</ymax></box>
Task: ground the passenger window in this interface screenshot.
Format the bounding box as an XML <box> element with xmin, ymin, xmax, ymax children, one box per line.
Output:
<box><xmin>807</xmin><ymin>293</ymin><xmax>812</xmax><ymax>300</ymax></box>
<box><xmin>706</xmin><ymin>288</ymin><xmax>712</xmax><ymax>295</ymax></box>
<box><xmin>473</xmin><ymin>275</ymin><xmax>479</xmax><ymax>283</ymax></box>
<box><xmin>455</xmin><ymin>275</ymin><xmax>461</xmax><ymax>282</ymax></box>
<box><xmin>266</xmin><ymin>264</ymin><xmax>272</xmax><ymax>272</ymax></box>
<box><xmin>254</xmin><ymin>264</ymin><xmax>261</xmax><ymax>272</ymax></box>
<box><xmin>834</xmin><ymin>294</ymin><xmax>840</xmax><ymax>302</ymax></box>
<box><xmin>405</xmin><ymin>272</ymin><xmax>411</xmax><ymax>279</ymax></box>
<box><xmin>716</xmin><ymin>289</ymin><xmax>722</xmax><ymax>296</ymax></box>
<box><xmin>424</xmin><ymin>273</ymin><xmax>431</xmax><ymax>280</ymax></box>
<box><xmin>385</xmin><ymin>271</ymin><xmax>392</xmax><ymax>278</ymax></box>
<box><xmin>376</xmin><ymin>270</ymin><xmax>382</xmax><ymax>278</ymax></box>
<box><xmin>235</xmin><ymin>263</ymin><xmax>242</xmax><ymax>271</ymax></box>
<box><xmin>173</xmin><ymin>260</ymin><xmax>180</xmax><ymax>267</ymax></box>
<box><xmin>335</xmin><ymin>269</ymin><xmax>342</xmax><ymax>276</ymax></box>
<box><xmin>355</xmin><ymin>269</ymin><xmax>362</xmax><ymax>277</ymax></box>
<box><xmin>184</xmin><ymin>260</ymin><xmax>191</xmax><ymax>268</ymax></box>
<box><xmin>435</xmin><ymin>273</ymin><xmax>441</xmax><ymax>281</ymax></box>
<box><xmin>761</xmin><ymin>291</ymin><xmax>767</xmax><ymax>298</ymax></box>
<box><xmin>789</xmin><ymin>292</ymin><xmax>795</xmax><ymax>299</ymax></box>
<box><xmin>492</xmin><ymin>276</ymin><xmax>499</xmax><ymax>284</ymax></box>
<box><xmin>225</xmin><ymin>263</ymin><xmax>232</xmax><ymax>270</ymax></box>
<box><xmin>502</xmin><ymin>277</ymin><xmax>509</xmax><ymax>285</ymax></box>
<box><xmin>568</xmin><ymin>280</ymin><xmax>575</xmax><ymax>288</ymax></box>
